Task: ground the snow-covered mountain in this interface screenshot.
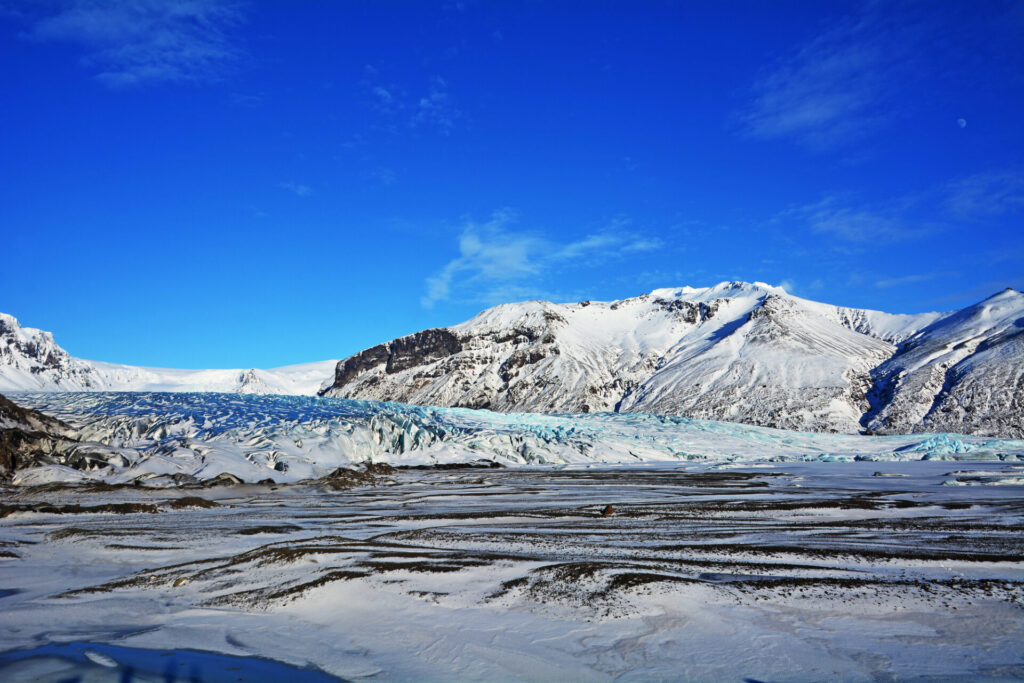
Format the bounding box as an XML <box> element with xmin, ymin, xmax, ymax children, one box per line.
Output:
<box><xmin>5</xmin><ymin>282</ymin><xmax>1021</xmax><ymax>437</ymax></box>
<box><xmin>863</xmin><ymin>288</ymin><xmax>1024</xmax><ymax>436</ymax></box>
<box><xmin>321</xmin><ymin>282</ymin><xmax>1023</xmax><ymax>437</ymax></box>
<box><xmin>0</xmin><ymin>313</ymin><xmax>336</xmax><ymax>396</ymax></box>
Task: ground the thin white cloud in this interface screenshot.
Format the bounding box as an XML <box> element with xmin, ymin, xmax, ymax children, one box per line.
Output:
<box><xmin>738</xmin><ymin>3</ymin><xmax>924</xmax><ymax>150</ymax></box>
<box><xmin>366</xmin><ymin>82</ymin><xmax>402</xmax><ymax>115</ymax></box>
<box><xmin>422</xmin><ymin>210</ymin><xmax>661</xmax><ymax>307</ymax></box>
<box><xmin>780</xmin><ymin>167</ymin><xmax>1023</xmax><ymax>246</ymax></box>
<box><xmin>743</xmin><ymin>43</ymin><xmax>886</xmax><ymax>147</ymax></box>
<box><xmin>945</xmin><ymin>171</ymin><xmax>1024</xmax><ymax>216</ymax></box>
<box><xmin>739</xmin><ymin>3</ymin><xmax>1021</xmax><ymax>151</ymax></box>
<box><xmin>24</xmin><ymin>0</ymin><xmax>244</xmax><ymax>87</ymax></box>
<box><xmin>875</xmin><ymin>273</ymin><xmax>940</xmax><ymax>288</ymax></box>
<box><xmin>280</xmin><ymin>182</ymin><xmax>312</xmax><ymax>197</ymax></box>
<box><xmin>413</xmin><ymin>76</ymin><xmax>460</xmax><ymax>135</ymax></box>
<box><xmin>361</xmin><ymin>71</ymin><xmax>460</xmax><ymax>134</ymax></box>
<box><xmin>781</xmin><ymin>196</ymin><xmax>921</xmax><ymax>243</ymax></box>
<box><xmin>369</xmin><ymin>166</ymin><xmax>397</xmax><ymax>186</ymax></box>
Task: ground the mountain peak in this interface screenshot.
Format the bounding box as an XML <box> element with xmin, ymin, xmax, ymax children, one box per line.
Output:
<box><xmin>648</xmin><ymin>280</ymin><xmax>783</xmax><ymax>302</ymax></box>
<box><xmin>985</xmin><ymin>286</ymin><xmax>1024</xmax><ymax>302</ymax></box>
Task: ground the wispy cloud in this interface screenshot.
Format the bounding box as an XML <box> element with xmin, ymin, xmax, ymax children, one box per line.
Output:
<box><xmin>875</xmin><ymin>273</ymin><xmax>941</xmax><ymax>289</ymax></box>
<box><xmin>368</xmin><ymin>166</ymin><xmax>397</xmax><ymax>186</ymax></box>
<box><xmin>737</xmin><ymin>3</ymin><xmax>927</xmax><ymax>150</ymax></box>
<box><xmin>945</xmin><ymin>171</ymin><xmax>1024</xmax><ymax>216</ymax></box>
<box><xmin>777</xmin><ymin>167</ymin><xmax>1021</xmax><ymax>251</ymax></box>
<box><xmin>777</xmin><ymin>278</ymin><xmax>825</xmax><ymax>296</ymax></box>
<box><xmin>422</xmin><ymin>210</ymin><xmax>661</xmax><ymax>307</ymax></box>
<box><xmin>412</xmin><ymin>76</ymin><xmax>460</xmax><ymax>135</ymax></box>
<box><xmin>22</xmin><ymin>0</ymin><xmax>244</xmax><ymax>87</ymax></box>
<box><xmin>779</xmin><ymin>195</ymin><xmax>926</xmax><ymax>244</ymax></box>
<box><xmin>742</xmin><ymin>41</ymin><xmax>887</xmax><ymax>148</ymax></box>
<box><xmin>363</xmin><ymin>68</ymin><xmax>403</xmax><ymax>116</ymax></box>
<box><xmin>371</xmin><ymin>85</ymin><xmax>394</xmax><ymax>105</ymax></box>
<box><xmin>739</xmin><ymin>2</ymin><xmax>1022</xmax><ymax>152</ymax></box>
<box><xmin>362</xmin><ymin>68</ymin><xmax>461</xmax><ymax>135</ymax></box>
<box><xmin>280</xmin><ymin>182</ymin><xmax>312</xmax><ymax>197</ymax></box>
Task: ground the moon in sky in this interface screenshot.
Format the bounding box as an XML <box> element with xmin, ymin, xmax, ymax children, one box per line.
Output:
<box><xmin>957</xmin><ymin>118</ymin><xmax>967</xmax><ymax>128</ymax></box>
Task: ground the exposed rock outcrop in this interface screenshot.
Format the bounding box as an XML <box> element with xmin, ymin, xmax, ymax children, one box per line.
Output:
<box><xmin>0</xmin><ymin>393</ymin><xmax>126</xmax><ymax>479</ymax></box>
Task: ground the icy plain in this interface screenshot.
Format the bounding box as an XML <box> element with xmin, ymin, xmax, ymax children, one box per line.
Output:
<box><xmin>2</xmin><ymin>463</ymin><xmax>1024</xmax><ymax>680</ymax></box>
<box><xmin>1</xmin><ymin>393</ymin><xmax>1023</xmax><ymax>680</ymax></box>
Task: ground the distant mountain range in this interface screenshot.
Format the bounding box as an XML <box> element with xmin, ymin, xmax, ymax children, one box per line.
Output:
<box><xmin>3</xmin><ymin>281</ymin><xmax>1022</xmax><ymax>437</ymax></box>
<box><xmin>0</xmin><ymin>313</ymin><xmax>335</xmax><ymax>396</ymax></box>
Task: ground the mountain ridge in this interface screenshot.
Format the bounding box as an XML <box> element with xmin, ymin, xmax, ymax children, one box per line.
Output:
<box><xmin>0</xmin><ymin>312</ymin><xmax>336</xmax><ymax>396</ymax></box>
<box><xmin>318</xmin><ymin>282</ymin><xmax>1021</xmax><ymax>437</ymax></box>
<box><xmin>3</xmin><ymin>282</ymin><xmax>1021</xmax><ymax>437</ymax></box>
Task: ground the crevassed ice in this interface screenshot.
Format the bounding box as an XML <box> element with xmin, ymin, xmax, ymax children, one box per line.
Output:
<box><xmin>9</xmin><ymin>392</ymin><xmax>1024</xmax><ymax>485</ymax></box>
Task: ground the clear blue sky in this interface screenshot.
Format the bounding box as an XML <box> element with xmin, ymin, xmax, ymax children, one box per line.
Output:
<box><xmin>1</xmin><ymin>1</ymin><xmax>1021</xmax><ymax>368</ymax></box>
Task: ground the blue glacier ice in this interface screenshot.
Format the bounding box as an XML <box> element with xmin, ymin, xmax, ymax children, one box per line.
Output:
<box><xmin>8</xmin><ymin>392</ymin><xmax>1024</xmax><ymax>484</ymax></box>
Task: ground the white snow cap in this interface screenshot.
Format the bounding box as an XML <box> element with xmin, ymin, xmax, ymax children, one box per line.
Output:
<box><xmin>647</xmin><ymin>281</ymin><xmax>783</xmax><ymax>301</ymax></box>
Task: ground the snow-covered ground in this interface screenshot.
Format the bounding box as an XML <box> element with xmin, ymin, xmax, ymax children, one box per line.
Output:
<box><xmin>1</xmin><ymin>462</ymin><xmax>1022</xmax><ymax>680</ymax></box>
<box><xmin>7</xmin><ymin>392</ymin><xmax>1024</xmax><ymax>486</ymax></box>
<box><xmin>1</xmin><ymin>393</ymin><xmax>1022</xmax><ymax>679</ymax></box>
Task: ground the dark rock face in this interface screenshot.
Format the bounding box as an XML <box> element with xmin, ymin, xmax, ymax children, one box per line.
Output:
<box><xmin>0</xmin><ymin>393</ymin><xmax>69</xmax><ymax>435</ymax></box>
<box><xmin>491</xmin><ymin>328</ymin><xmax>541</xmax><ymax>345</ymax></box>
<box><xmin>386</xmin><ymin>329</ymin><xmax>462</xmax><ymax>374</ymax></box>
<box><xmin>0</xmin><ymin>393</ymin><xmax>130</xmax><ymax>481</ymax></box>
<box><xmin>654</xmin><ymin>298</ymin><xmax>720</xmax><ymax>324</ymax></box>
<box><xmin>323</xmin><ymin>328</ymin><xmax>462</xmax><ymax>394</ymax></box>
<box><xmin>363</xmin><ymin>462</ymin><xmax>396</xmax><ymax>476</ymax></box>
<box><xmin>498</xmin><ymin>346</ymin><xmax>558</xmax><ymax>384</ymax></box>
<box><xmin>314</xmin><ymin>466</ymin><xmax>380</xmax><ymax>491</ymax></box>
<box><xmin>1</xmin><ymin>502</ymin><xmax>159</xmax><ymax>516</ymax></box>
<box><xmin>329</xmin><ymin>344</ymin><xmax>391</xmax><ymax>392</ymax></box>
<box><xmin>0</xmin><ymin>393</ymin><xmax>75</xmax><ymax>479</ymax></box>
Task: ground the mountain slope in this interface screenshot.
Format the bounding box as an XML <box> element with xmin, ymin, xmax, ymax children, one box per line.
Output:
<box><xmin>863</xmin><ymin>288</ymin><xmax>1024</xmax><ymax>437</ymax></box>
<box><xmin>0</xmin><ymin>313</ymin><xmax>336</xmax><ymax>396</ymax></box>
<box><xmin>320</xmin><ymin>281</ymin><xmax>981</xmax><ymax>434</ymax></box>
<box><xmin>319</xmin><ymin>282</ymin><xmax>1023</xmax><ymax>436</ymax></box>
<box><xmin>614</xmin><ymin>292</ymin><xmax>898</xmax><ymax>432</ymax></box>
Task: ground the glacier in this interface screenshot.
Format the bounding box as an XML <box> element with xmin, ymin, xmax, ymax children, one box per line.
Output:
<box><xmin>8</xmin><ymin>391</ymin><xmax>1024</xmax><ymax>486</ymax></box>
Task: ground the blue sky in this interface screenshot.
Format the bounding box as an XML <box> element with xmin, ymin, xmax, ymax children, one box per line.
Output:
<box><xmin>1</xmin><ymin>1</ymin><xmax>1022</xmax><ymax>368</ymax></box>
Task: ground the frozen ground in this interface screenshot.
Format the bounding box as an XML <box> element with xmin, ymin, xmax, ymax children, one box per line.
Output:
<box><xmin>1</xmin><ymin>462</ymin><xmax>1023</xmax><ymax>681</ymax></box>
